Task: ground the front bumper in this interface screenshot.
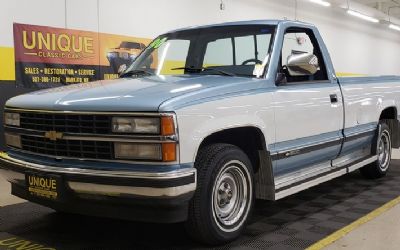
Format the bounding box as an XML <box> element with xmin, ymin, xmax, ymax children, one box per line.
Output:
<box><xmin>0</xmin><ymin>152</ymin><xmax>197</xmax><ymax>223</ymax></box>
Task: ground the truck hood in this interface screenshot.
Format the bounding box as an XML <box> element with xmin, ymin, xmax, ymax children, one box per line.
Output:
<box><xmin>6</xmin><ymin>75</ymin><xmax>264</xmax><ymax>112</ymax></box>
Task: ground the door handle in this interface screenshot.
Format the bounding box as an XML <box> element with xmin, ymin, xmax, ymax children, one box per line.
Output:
<box><xmin>330</xmin><ymin>94</ymin><xmax>338</xmax><ymax>103</ymax></box>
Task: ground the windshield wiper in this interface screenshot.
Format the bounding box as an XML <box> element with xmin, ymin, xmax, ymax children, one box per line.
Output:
<box><xmin>119</xmin><ymin>69</ymin><xmax>154</xmax><ymax>78</ymax></box>
<box><xmin>171</xmin><ymin>67</ymin><xmax>236</xmax><ymax>77</ymax></box>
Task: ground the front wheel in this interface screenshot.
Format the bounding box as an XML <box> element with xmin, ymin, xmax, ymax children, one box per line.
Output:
<box><xmin>360</xmin><ymin>122</ymin><xmax>392</xmax><ymax>179</ymax></box>
<box><xmin>185</xmin><ymin>144</ymin><xmax>254</xmax><ymax>245</ymax></box>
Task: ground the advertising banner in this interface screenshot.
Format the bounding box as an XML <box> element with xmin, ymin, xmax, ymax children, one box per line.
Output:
<box><xmin>13</xmin><ymin>23</ymin><xmax>151</xmax><ymax>88</ymax></box>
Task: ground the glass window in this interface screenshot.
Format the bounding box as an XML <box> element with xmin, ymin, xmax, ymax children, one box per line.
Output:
<box><xmin>278</xmin><ymin>28</ymin><xmax>328</xmax><ymax>83</ymax></box>
<box><xmin>281</xmin><ymin>32</ymin><xmax>314</xmax><ymax>68</ymax></box>
<box><xmin>125</xmin><ymin>25</ymin><xmax>275</xmax><ymax>78</ymax></box>
<box><xmin>203</xmin><ymin>38</ymin><xmax>233</xmax><ymax>66</ymax></box>
<box><xmin>235</xmin><ymin>35</ymin><xmax>255</xmax><ymax>65</ymax></box>
<box><xmin>155</xmin><ymin>40</ymin><xmax>190</xmax><ymax>75</ymax></box>
<box><xmin>256</xmin><ymin>34</ymin><xmax>271</xmax><ymax>61</ymax></box>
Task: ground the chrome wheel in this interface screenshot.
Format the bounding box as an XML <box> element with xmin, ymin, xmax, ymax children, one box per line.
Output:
<box><xmin>212</xmin><ymin>160</ymin><xmax>252</xmax><ymax>233</ymax></box>
<box><xmin>378</xmin><ymin>130</ymin><xmax>391</xmax><ymax>171</ymax></box>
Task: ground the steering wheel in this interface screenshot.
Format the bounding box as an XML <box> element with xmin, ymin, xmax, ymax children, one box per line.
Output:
<box><xmin>241</xmin><ymin>58</ymin><xmax>263</xmax><ymax>65</ymax></box>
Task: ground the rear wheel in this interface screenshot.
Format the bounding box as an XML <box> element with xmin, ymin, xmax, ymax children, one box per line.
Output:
<box><xmin>360</xmin><ymin>122</ymin><xmax>392</xmax><ymax>179</ymax></box>
<box><xmin>185</xmin><ymin>143</ymin><xmax>254</xmax><ymax>245</ymax></box>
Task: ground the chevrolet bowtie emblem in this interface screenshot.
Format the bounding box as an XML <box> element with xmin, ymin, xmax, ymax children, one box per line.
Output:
<box><xmin>44</xmin><ymin>131</ymin><xmax>63</xmax><ymax>141</ymax></box>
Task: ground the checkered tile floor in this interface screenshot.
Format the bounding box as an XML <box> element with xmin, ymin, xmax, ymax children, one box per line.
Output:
<box><xmin>1</xmin><ymin>160</ymin><xmax>400</xmax><ymax>250</ymax></box>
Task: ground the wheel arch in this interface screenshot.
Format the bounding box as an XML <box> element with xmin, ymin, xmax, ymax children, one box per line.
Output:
<box><xmin>379</xmin><ymin>106</ymin><xmax>400</xmax><ymax>148</ymax></box>
<box><xmin>194</xmin><ymin>126</ymin><xmax>276</xmax><ymax>200</ymax></box>
<box><xmin>379</xmin><ymin>106</ymin><xmax>397</xmax><ymax>120</ymax></box>
<box><xmin>195</xmin><ymin>126</ymin><xmax>268</xmax><ymax>173</ymax></box>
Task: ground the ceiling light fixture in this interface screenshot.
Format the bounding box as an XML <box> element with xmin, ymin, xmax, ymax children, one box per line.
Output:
<box><xmin>347</xmin><ymin>10</ymin><xmax>379</xmax><ymax>23</ymax></box>
<box><xmin>387</xmin><ymin>6</ymin><xmax>400</xmax><ymax>32</ymax></box>
<box><xmin>389</xmin><ymin>23</ymin><xmax>400</xmax><ymax>31</ymax></box>
<box><xmin>309</xmin><ymin>0</ymin><xmax>331</xmax><ymax>7</ymax></box>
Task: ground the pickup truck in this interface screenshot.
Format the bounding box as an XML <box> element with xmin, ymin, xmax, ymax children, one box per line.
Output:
<box><xmin>1</xmin><ymin>20</ymin><xmax>400</xmax><ymax>245</ymax></box>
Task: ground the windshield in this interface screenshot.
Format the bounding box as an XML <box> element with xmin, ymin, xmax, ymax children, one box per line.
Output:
<box><xmin>124</xmin><ymin>25</ymin><xmax>275</xmax><ymax>78</ymax></box>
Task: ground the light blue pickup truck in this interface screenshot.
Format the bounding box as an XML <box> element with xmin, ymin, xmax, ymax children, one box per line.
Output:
<box><xmin>1</xmin><ymin>20</ymin><xmax>400</xmax><ymax>245</ymax></box>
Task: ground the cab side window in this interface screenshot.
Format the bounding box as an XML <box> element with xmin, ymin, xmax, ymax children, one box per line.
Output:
<box><xmin>278</xmin><ymin>28</ymin><xmax>328</xmax><ymax>84</ymax></box>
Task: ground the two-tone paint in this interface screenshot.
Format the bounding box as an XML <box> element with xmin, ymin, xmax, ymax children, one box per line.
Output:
<box><xmin>2</xmin><ymin>20</ymin><xmax>400</xmax><ymax>208</ymax></box>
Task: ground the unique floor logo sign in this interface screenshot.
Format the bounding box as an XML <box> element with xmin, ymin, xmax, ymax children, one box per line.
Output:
<box><xmin>0</xmin><ymin>236</ymin><xmax>55</xmax><ymax>250</ymax></box>
<box><xmin>13</xmin><ymin>23</ymin><xmax>151</xmax><ymax>88</ymax></box>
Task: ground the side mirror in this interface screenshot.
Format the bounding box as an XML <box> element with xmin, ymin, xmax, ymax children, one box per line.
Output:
<box><xmin>276</xmin><ymin>72</ymin><xmax>287</xmax><ymax>85</ymax></box>
<box><xmin>286</xmin><ymin>53</ymin><xmax>319</xmax><ymax>76</ymax></box>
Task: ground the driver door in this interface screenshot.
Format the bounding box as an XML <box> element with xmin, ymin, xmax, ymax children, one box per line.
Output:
<box><xmin>272</xmin><ymin>27</ymin><xmax>344</xmax><ymax>182</ymax></box>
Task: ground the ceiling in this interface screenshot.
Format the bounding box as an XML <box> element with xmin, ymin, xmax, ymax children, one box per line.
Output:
<box><xmin>354</xmin><ymin>0</ymin><xmax>400</xmax><ymax>18</ymax></box>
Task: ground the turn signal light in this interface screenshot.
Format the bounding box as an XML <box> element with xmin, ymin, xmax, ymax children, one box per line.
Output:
<box><xmin>162</xmin><ymin>143</ymin><xmax>176</xmax><ymax>162</ymax></box>
<box><xmin>161</xmin><ymin>116</ymin><xmax>175</xmax><ymax>136</ymax></box>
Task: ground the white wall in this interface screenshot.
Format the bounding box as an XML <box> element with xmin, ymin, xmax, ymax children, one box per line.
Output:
<box><xmin>1</xmin><ymin>0</ymin><xmax>400</xmax><ymax>76</ymax></box>
<box><xmin>0</xmin><ymin>0</ymin><xmax>66</xmax><ymax>47</ymax></box>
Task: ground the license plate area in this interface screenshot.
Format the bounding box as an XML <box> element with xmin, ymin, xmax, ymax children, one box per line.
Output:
<box><xmin>25</xmin><ymin>172</ymin><xmax>63</xmax><ymax>201</ymax></box>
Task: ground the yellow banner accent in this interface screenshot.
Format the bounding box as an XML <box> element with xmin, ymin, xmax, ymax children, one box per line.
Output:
<box><xmin>336</xmin><ymin>72</ymin><xmax>367</xmax><ymax>77</ymax></box>
<box><xmin>0</xmin><ymin>47</ymin><xmax>15</xmax><ymax>81</ymax></box>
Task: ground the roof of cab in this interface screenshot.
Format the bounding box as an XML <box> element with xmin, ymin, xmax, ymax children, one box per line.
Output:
<box><xmin>167</xmin><ymin>19</ymin><xmax>314</xmax><ymax>33</ymax></box>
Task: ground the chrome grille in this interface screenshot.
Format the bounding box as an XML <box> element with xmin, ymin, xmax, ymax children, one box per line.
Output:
<box><xmin>19</xmin><ymin>113</ymin><xmax>111</xmax><ymax>134</ymax></box>
<box><xmin>21</xmin><ymin>135</ymin><xmax>113</xmax><ymax>160</ymax></box>
<box><xmin>6</xmin><ymin>110</ymin><xmax>173</xmax><ymax>162</ymax></box>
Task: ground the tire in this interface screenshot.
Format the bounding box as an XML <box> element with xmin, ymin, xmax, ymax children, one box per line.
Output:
<box><xmin>360</xmin><ymin>122</ymin><xmax>392</xmax><ymax>179</ymax></box>
<box><xmin>185</xmin><ymin>143</ymin><xmax>254</xmax><ymax>245</ymax></box>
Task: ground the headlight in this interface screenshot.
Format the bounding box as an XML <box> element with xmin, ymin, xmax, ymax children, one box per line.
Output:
<box><xmin>5</xmin><ymin>133</ymin><xmax>21</xmax><ymax>148</ymax></box>
<box><xmin>112</xmin><ymin>116</ymin><xmax>175</xmax><ymax>135</ymax></box>
<box><xmin>114</xmin><ymin>142</ymin><xmax>176</xmax><ymax>161</ymax></box>
<box><xmin>4</xmin><ymin>113</ymin><xmax>20</xmax><ymax>126</ymax></box>
<box><xmin>112</xmin><ymin>117</ymin><xmax>160</xmax><ymax>134</ymax></box>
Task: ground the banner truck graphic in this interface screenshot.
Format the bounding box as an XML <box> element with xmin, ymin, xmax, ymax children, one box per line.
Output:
<box><xmin>13</xmin><ymin>23</ymin><xmax>151</xmax><ymax>88</ymax></box>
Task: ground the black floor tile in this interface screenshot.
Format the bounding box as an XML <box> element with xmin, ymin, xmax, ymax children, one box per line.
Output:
<box><xmin>0</xmin><ymin>160</ymin><xmax>399</xmax><ymax>249</ymax></box>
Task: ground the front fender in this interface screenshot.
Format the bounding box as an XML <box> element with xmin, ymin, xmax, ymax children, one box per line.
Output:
<box><xmin>175</xmin><ymin>93</ymin><xmax>275</xmax><ymax>164</ymax></box>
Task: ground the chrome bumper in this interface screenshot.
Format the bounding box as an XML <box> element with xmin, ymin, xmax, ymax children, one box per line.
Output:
<box><xmin>0</xmin><ymin>152</ymin><xmax>196</xmax><ymax>198</ymax></box>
